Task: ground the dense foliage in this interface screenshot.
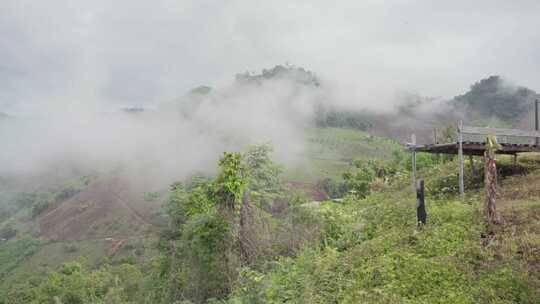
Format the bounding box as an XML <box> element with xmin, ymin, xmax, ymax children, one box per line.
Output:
<box><xmin>4</xmin><ymin>262</ymin><xmax>142</xmax><ymax>304</ymax></box>
<box><xmin>453</xmin><ymin>75</ymin><xmax>537</xmax><ymax>124</ymax></box>
<box><xmin>314</xmin><ymin>107</ymin><xmax>374</xmax><ymax>131</ymax></box>
<box><xmin>229</xmin><ymin>189</ymin><xmax>538</xmax><ymax>303</ymax></box>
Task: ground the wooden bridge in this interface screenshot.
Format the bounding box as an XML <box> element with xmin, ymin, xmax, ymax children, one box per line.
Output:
<box><xmin>406</xmin><ymin>115</ymin><xmax>540</xmax><ymax>199</ymax></box>
<box><xmin>409</xmin><ymin>126</ymin><xmax>540</xmax><ymax>156</ymax></box>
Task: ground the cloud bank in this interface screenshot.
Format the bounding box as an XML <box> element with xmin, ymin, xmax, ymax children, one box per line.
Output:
<box><xmin>2</xmin><ymin>0</ymin><xmax>540</xmax><ymax>113</ymax></box>
<box><xmin>1</xmin><ymin>1</ymin><xmax>540</xmax><ymax>184</ymax></box>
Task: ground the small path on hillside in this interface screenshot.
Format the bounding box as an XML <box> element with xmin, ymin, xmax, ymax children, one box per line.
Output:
<box><xmin>44</xmin><ymin>234</ymin><xmax>152</xmax><ymax>244</ymax></box>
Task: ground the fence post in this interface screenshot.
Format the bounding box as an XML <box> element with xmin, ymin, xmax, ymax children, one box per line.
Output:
<box><xmin>411</xmin><ymin>134</ymin><xmax>417</xmax><ymax>193</ymax></box>
<box><xmin>469</xmin><ymin>154</ymin><xmax>474</xmax><ymax>176</ymax></box>
<box><xmin>534</xmin><ymin>99</ymin><xmax>539</xmax><ymax>146</ymax></box>
<box><xmin>458</xmin><ymin>121</ymin><xmax>465</xmax><ymax>200</ymax></box>
<box><xmin>416</xmin><ymin>179</ymin><xmax>426</xmax><ymax>225</ymax></box>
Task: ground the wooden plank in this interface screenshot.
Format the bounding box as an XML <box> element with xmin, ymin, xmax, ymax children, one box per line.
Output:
<box><xmin>407</xmin><ymin>142</ymin><xmax>540</xmax><ymax>155</ymax></box>
<box><xmin>462</xmin><ymin>126</ymin><xmax>540</xmax><ymax>138</ymax></box>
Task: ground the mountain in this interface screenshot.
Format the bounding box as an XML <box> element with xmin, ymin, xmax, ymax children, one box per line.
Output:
<box><xmin>235</xmin><ymin>64</ymin><xmax>320</xmax><ymax>87</ymax></box>
<box><xmin>453</xmin><ymin>75</ymin><xmax>538</xmax><ymax>125</ymax></box>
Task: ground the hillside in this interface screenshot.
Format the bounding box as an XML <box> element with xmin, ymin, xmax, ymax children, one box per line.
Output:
<box><xmin>227</xmin><ymin>157</ymin><xmax>540</xmax><ymax>303</ymax></box>
<box><xmin>454</xmin><ymin>76</ymin><xmax>538</xmax><ymax>125</ymax></box>
<box><xmin>1</xmin><ymin>143</ymin><xmax>539</xmax><ymax>303</ymax></box>
<box><xmin>0</xmin><ymin>69</ymin><xmax>539</xmax><ymax>303</ymax></box>
<box><xmin>0</xmin><ymin>176</ymin><xmax>162</xmax><ymax>295</ymax></box>
<box><xmin>286</xmin><ymin>127</ymin><xmax>401</xmax><ymax>181</ymax></box>
<box><xmin>330</xmin><ymin>75</ymin><xmax>539</xmax><ymax>143</ymax></box>
<box><xmin>0</xmin><ymin>126</ymin><xmax>399</xmax><ymax>294</ymax></box>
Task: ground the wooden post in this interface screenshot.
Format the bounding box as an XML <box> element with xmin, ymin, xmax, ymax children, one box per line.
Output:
<box><xmin>416</xmin><ymin>179</ymin><xmax>427</xmax><ymax>225</ymax></box>
<box><xmin>534</xmin><ymin>99</ymin><xmax>539</xmax><ymax>146</ymax></box>
<box><xmin>469</xmin><ymin>154</ymin><xmax>474</xmax><ymax>176</ymax></box>
<box><xmin>484</xmin><ymin>151</ymin><xmax>500</xmax><ymax>224</ymax></box>
<box><xmin>458</xmin><ymin>121</ymin><xmax>465</xmax><ymax>200</ymax></box>
<box><xmin>412</xmin><ymin>134</ymin><xmax>417</xmax><ymax>192</ymax></box>
<box><xmin>433</xmin><ymin>128</ymin><xmax>438</xmax><ymax>144</ymax></box>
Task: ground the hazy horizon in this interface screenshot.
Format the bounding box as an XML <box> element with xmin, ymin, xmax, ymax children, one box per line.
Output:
<box><xmin>2</xmin><ymin>1</ymin><xmax>540</xmax><ymax>114</ymax></box>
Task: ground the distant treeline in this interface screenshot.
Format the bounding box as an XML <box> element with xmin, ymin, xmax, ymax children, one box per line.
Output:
<box><xmin>453</xmin><ymin>75</ymin><xmax>538</xmax><ymax>125</ymax></box>
<box><xmin>314</xmin><ymin>107</ymin><xmax>374</xmax><ymax>131</ymax></box>
<box><xmin>184</xmin><ymin>66</ymin><xmax>540</xmax><ymax>132</ymax></box>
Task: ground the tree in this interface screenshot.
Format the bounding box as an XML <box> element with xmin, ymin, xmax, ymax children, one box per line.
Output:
<box><xmin>484</xmin><ymin>135</ymin><xmax>502</xmax><ymax>224</ymax></box>
<box><xmin>156</xmin><ymin>146</ymin><xmax>286</xmax><ymax>303</ymax></box>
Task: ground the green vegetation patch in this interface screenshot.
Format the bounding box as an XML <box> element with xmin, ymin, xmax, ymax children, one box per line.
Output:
<box><xmin>230</xmin><ymin>189</ymin><xmax>538</xmax><ymax>303</ymax></box>
<box><xmin>0</xmin><ymin>237</ymin><xmax>43</xmax><ymax>283</ymax></box>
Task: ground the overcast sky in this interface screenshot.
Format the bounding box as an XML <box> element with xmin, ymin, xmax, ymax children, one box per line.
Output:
<box><xmin>2</xmin><ymin>0</ymin><xmax>540</xmax><ymax>113</ymax></box>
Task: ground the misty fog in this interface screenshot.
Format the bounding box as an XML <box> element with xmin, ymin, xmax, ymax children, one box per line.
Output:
<box><xmin>0</xmin><ymin>73</ymin><xmax>330</xmax><ymax>185</ymax></box>
<box><xmin>2</xmin><ymin>0</ymin><xmax>540</xmax><ymax>185</ymax></box>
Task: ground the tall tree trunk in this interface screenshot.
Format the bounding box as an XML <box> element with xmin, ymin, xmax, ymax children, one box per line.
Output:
<box><xmin>484</xmin><ymin>151</ymin><xmax>501</xmax><ymax>224</ymax></box>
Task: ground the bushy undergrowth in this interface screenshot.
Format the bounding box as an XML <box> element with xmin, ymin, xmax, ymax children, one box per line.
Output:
<box><xmin>4</xmin><ymin>147</ymin><xmax>540</xmax><ymax>303</ymax></box>
<box><xmin>229</xmin><ymin>189</ymin><xmax>538</xmax><ymax>303</ymax></box>
<box><xmin>0</xmin><ymin>237</ymin><xmax>43</xmax><ymax>283</ymax></box>
<box><xmin>422</xmin><ymin>156</ymin><xmax>535</xmax><ymax>199</ymax></box>
<box><xmin>3</xmin><ymin>262</ymin><xmax>142</xmax><ymax>304</ymax></box>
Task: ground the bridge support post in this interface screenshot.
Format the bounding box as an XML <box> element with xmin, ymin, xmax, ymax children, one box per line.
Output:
<box><xmin>411</xmin><ymin>134</ymin><xmax>417</xmax><ymax>193</ymax></box>
<box><xmin>458</xmin><ymin>121</ymin><xmax>465</xmax><ymax>200</ymax></box>
<box><xmin>534</xmin><ymin>99</ymin><xmax>539</xmax><ymax>146</ymax></box>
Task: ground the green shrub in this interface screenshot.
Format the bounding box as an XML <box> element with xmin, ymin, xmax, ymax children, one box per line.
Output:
<box><xmin>0</xmin><ymin>225</ymin><xmax>17</xmax><ymax>240</ymax></box>
<box><xmin>5</xmin><ymin>262</ymin><xmax>143</xmax><ymax>304</ymax></box>
<box><xmin>30</xmin><ymin>200</ymin><xmax>50</xmax><ymax>218</ymax></box>
<box><xmin>144</xmin><ymin>191</ymin><xmax>161</xmax><ymax>202</ymax></box>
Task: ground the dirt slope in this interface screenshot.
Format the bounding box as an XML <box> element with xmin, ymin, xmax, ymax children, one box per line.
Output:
<box><xmin>37</xmin><ymin>177</ymin><xmax>160</xmax><ymax>241</ymax></box>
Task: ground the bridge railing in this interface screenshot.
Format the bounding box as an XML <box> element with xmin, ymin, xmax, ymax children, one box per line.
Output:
<box><xmin>460</xmin><ymin>125</ymin><xmax>540</xmax><ymax>145</ymax></box>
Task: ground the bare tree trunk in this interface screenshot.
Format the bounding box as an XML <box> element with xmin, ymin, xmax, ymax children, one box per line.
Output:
<box><xmin>484</xmin><ymin>151</ymin><xmax>501</xmax><ymax>224</ymax></box>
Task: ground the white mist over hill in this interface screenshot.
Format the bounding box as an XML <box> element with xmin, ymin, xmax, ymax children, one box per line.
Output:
<box><xmin>0</xmin><ymin>70</ymin><xmax>330</xmax><ymax>185</ymax></box>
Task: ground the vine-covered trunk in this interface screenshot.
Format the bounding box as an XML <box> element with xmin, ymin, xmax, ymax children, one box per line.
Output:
<box><xmin>484</xmin><ymin>151</ymin><xmax>500</xmax><ymax>224</ymax></box>
<box><xmin>239</xmin><ymin>190</ymin><xmax>251</xmax><ymax>264</ymax></box>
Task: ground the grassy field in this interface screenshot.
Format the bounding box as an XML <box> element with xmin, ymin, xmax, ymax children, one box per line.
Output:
<box><xmin>285</xmin><ymin>127</ymin><xmax>402</xmax><ymax>182</ymax></box>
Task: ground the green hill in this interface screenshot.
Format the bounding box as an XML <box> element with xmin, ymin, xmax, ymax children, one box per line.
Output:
<box><xmin>228</xmin><ymin>157</ymin><xmax>540</xmax><ymax>303</ymax></box>
<box><xmin>2</xmin><ymin>145</ymin><xmax>539</xmax><ymax>303</ymax></box>
<box><xmin>1</xmin><ymin>69</ymin><xmax>539</xmax><ymax>303</ymax></box>
<box><xmin>286</xmin><ymin>127</ymin><xmax>401</xmax><ymax>183</ymax></box>
<box><xmin>454</xmin><ymin>75</ymin><xmax>537</xmax><ymax>125</ymax></box>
